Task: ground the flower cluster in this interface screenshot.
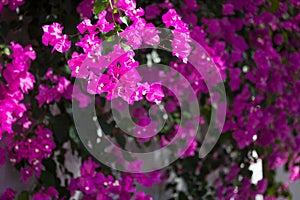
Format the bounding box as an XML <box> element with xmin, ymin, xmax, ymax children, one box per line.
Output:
<box><xmin>42</xmin><ymin>23</ymin><xmax>71</xmax><ymax>53</ymax></box>
<box><xmin>68</xmin><ymin>157</ymin><xmax>154</xmax><ymax>200</ymax></box>
<box><xmin>77</xmin><ymin>0</ymin><xmax>94</xmax><ymax>18</ymax></box>
<box><xmin>216</xmin><ymin>176</ymin><xmax>268</xmax><ymax>199</ymax></box>
<box><xmin>36</xmin><ymin>68</ymin><xmax>72</xmax><ymax>107</ymax></box>
<box><xmin>0</xmin><ymin>42</ymin><xmax>35</xmax><ymax>139</ymax></box>
<box><xmin>169</xmin><ymin>0</ymin><xmax>300</xmax><ymax>197</ymax></box>
<box><xmin>3</xmin><ymin>126</ymin><xmax>56</xmax><ymax>183</ymax></box>
<box><xmin>0</xmin><ymin>0</ymin><xmax>25</xmax><ymax>14</ymax></box>
<box><xmin>66</xmin><ymin>9</ymin><xmax>164</xmax><ymax>105</ymax></box>
<box><xmin>0</xmin><ymin>188</ymin><xmax>16</xmax><ymax>200</ymax></box>
<box><xmin>162</xmin><ymin>9</ymin><xmax>191</xmax><ymax>62</ymax></box>
<box><xmin>32</xmin><ymin>187</ymin><xmax>59</xmax><ymax>200</ymax></box>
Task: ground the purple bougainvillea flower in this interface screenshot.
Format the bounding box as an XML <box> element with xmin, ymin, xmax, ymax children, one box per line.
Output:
<box><xmin>134</xmin><ymin>191</ymin><xmax>152</xmax><ymax>200</ymax></box>
<box><xmin>225</xmin><ymin>165</ymin><xmax>240</xmax><ymax>182</ymax></box>
<box><xmin>0</xmin><ymin>188</ymin><xmax>16</xmax><ymax>200</ymax></box>
<box><xmin>223</xmin><ymin>3</ymin><xmax>234</xmax><ymax>15</ymax></box>
<box><xmin>233</xmin><ymin>129</ymin><xmax>253</xmax><ymax>149</ymax></box>
<box><xmin>33</xmin><ymin>187</ymin><xmax>58</xmax><ymax>200</ymax></box>
<box><xmin>77</xmin><ymin>18</ymin><xmax>97</xmax><ymax>34</ymax></box>
<box><xmin>52</xmin><ymin>34</ymin><xmax>71</xmax><ymax>53</ymax></box>
<box><xmin>42</xmin><ymin>23</ymin><xmax>71</xmax><ymax>53</ymax></box>
<box><xmin>76</xmin><ymin>0</ymin><xmax>94</xmax><ymax>18</ymax></box>
<box><xmin>20</xmin><ymin>167</ymin><xmax>33</xmax><ymax>183</ymax></box>
<box><xmin>145</xmin><ymin>83</ymin><xmax>164</xmax><ymax>104</ymax></box>
<box><xmin>36</xmin><ymin>69</ymin><xmax>72</xmax><ymax>106</ymax></box>
<box><xmin>132</xmin><ymin>171</ymin><xmax>162</xmax><ymax>188</ymax></box>
<box><xmin>145</xmin><ymin>4</ymin><xmax>161</xmax><ymax>20</ymax></box>
<box><xmin>0</xmin><ymin>147</ymin><xmax>6</xmax><ymax>165</ymax></box>
<box><xmin>229</xmin><ymin>68</ymin><xmax>242</xmax><ymax>91</ymax></box>
<box><xmin>257</xmin><ymin>179</ymin><xmax>268</xmax><ymax>194</ymax></box>
<box><xmin>80</xmin><ymin>157</ymin><xmax>99</xmax><ymax>177</ymax></box>
<box><xmin>97</xmin><ymin>11</ymin><xmax>115</xmax><ymax>32</ymax></box>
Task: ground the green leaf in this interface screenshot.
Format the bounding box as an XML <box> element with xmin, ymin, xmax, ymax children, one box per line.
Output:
<box><xmin>3</xmin><ymin>47</ymin><xmax>11</xmax><ymax>56</ymax></box>
<box><xmin>270</xmin><ymin>0</ymin><xmax>279</xmax><ymax>13</ymax></box>
<box><xmin>105</xmin><ymin>153</ymin><xmax>118</xmax><ymax>162</ymax></box>
<box><xmin>52</xmin><ymin>113</ymin><xmax>72</xmax><ymax>144</ymax></box>
<box><xmin>64</xmin><ymin>64</ymin><xmax>72</xmax><ymax>74</ymax></box>
<box><xmin>122</xmin><ymin>151</ymin><xmax>134</xmax><ymax>162</ymax></box>
<box><xmin>69</xmin><ymin>126</ymin><xmax>80</xmax><ymax>145</ymax></box>
<box><xmin>40</xmin><ymin>170</ymin><xmax>58</xmax><ymax>187</ymax></box>
<box><xmin>94</xmin><ymin>0</ymin><xmax>109</xmax><ymax>15</ymax></box>
<box><xmin>42</xmin><ymin>159</ymin><xmax>57</xmax><ymax>174</ymax></box>
<box><xmin>113</xmin><ymin>7</ymin><xmax>118</xmax><ymax>14</ymax></box>
<box><xmin>120</xmin><ymin>16</ymin><xmax>130</xmax><ymax>26</ymax></box>
<box><xmin>115</xmin><ymin>133</ymin><xmax>126</xmax><ymax>149</ymax></box>
<box><xmin>16</xmin><ymin>191</ymin><xmax>29</xmax><ymax>200</ymax></box>
<box><xmin>178</xmin><ymin>192</ymin><xmax>188</xmax><ymax>200</ymax></box>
